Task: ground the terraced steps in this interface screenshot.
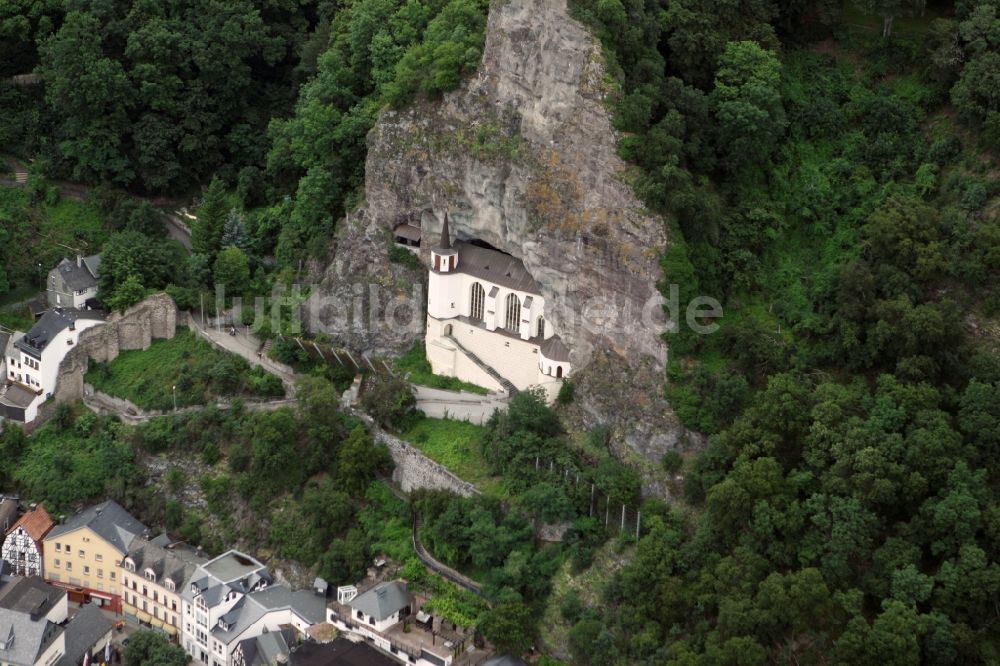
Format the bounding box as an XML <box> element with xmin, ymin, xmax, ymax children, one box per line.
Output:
<box><xmin>444</xmin><ymin>334</ymin><xmax>518</xmax><ymax>395</ymax></box>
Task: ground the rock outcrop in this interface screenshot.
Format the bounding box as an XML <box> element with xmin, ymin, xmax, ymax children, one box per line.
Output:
<box><xmin>308</xmin><ymin>0</ymin><xmax>697</xmax><ymax>477</ymax></box>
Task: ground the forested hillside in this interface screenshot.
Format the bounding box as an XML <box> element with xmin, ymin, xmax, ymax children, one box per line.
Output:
<box><xmin>3</xmin><ymin>0</ymin><xmax>1000</xmax><ymax>663</ymax></box>
<box><xmin>563</xmin><ymin>0</ymin><xmax>1000</xmax><ymax>663</ymax></box>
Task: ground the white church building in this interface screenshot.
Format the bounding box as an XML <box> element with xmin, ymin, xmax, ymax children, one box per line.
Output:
<box><xmin>425</xmin><ymin>214</ymin><xmax>571</xmax><ymax>399</ymax></box>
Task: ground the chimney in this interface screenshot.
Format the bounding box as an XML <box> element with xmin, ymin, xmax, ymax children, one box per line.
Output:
<box><xmin>77</xmin><ymin>255</ymin><xmax>82</xmax><ymax>268</ymax></box>
<box><xmin>29</xmin><ymin>503</ymin><xmax>36</xmax><ymax>512</ymax></box>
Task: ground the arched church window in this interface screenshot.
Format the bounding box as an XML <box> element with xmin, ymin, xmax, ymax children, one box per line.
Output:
<box><xmin>536</xmin><ymin>316</ymin><xmax>545</xmax><ymax>338</ymax></box>
<box><xmin>557</xmin><ymin>366</ymin><xmax>563</xmax><ymax>378</ymax></box>
<box><xmin>470</xmin><ymin>283</ymin><xmax>485</xmax><ymax>321</ymax></box>
<box><xmin>505</xmin><ymin>294</ymin><xmax>521</xmax><ymax>332</ymax></box>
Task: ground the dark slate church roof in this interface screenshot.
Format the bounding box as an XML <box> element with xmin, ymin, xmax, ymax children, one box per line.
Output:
<box><xmin>540</xmin><ymin>336</ymin><xmax>570</xmax><ymax>362</ymax></box>
<box><xmin>453</xmin><ymin>242</ymin><xmax>541</xmax><ymax>295</ymax></box>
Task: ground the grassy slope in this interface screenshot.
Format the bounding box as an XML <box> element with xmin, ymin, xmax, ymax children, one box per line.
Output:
<box><xmin>395</xmin><ymin>341</ymin><xmax>490</xmax><ymax>395</ymax></box>
<box><xmin>86</xmin><ymin>328</ymin><xmax>284</xmax><ymax>410</ymax></box>
<box><xmin>400</xmin><ymin>417</ymin><xmax>505</xmax><ymax>497</ymax></box>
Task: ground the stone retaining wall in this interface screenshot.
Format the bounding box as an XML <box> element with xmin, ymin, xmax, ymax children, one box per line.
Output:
<box><xmin>412</xmin><ymin>385</ymin><xmax>508</xmax><ymax>425</ymax></box>
<box><xmin>52</xmin><ymin>293</ymin><xmax>178</xmax><ymax>405</ymax></box>
<box><xmin>353</xmin><ymin>412</ymin><xmax>479</xmax><ymax>497</ymax></box>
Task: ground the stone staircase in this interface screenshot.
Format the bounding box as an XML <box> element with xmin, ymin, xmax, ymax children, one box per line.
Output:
<box><xmin>444</xmin><ymin>334</ymin><xmax>518</xmax><ymax>395</ymax></box>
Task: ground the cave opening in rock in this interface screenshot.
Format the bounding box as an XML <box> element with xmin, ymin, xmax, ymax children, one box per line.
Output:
<box><xmin>466</xmin><ymin>238</ymin><xmax>512</xmax><ymax>257</ymax></box>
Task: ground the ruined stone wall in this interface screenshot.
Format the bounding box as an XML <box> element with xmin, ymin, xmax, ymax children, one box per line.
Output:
<box><xmin>378</xmin><ymin>429</ymin><xmax>480</xmax><ymax>497</ymax></box>
<box><xmin>52</xmin><ymin>293</ymin><xmax>178</xmax><ymax>405</ymax></box>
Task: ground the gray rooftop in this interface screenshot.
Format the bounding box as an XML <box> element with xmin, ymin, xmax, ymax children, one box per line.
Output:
<box><xmin>0</xmin><ymin>384</ymin><xmax>38</xmax><ymax>409</ymax></box>
<box><xmin>14</xmin><ymin>308</ymin><xmax>105</xmax><ymax>358</ymax></box>
<box><xmin>46</xmin><ymin>500</ymin><xmax>147</xmax><ymax>555</ymax></box>
<box><xmin>0</xmin><ymin>608</ymin><xmax>63</xmax><ymax>666</ymax></box>
<box><xmin>236</xmin><ymin>627</ymin><xmax>296</xmax><ymax>666</ymax></box>
<box><xmin>58</xmin><ymin>603</ymin><xmax>112</xmax><ymax>666</ymax></box>
<box><xmin>51</xmin><ymin>256</ymin><xmax>100</xmax><ymax>292</ymax></box>
<box><xmin>393</xmin><ymin>224</ymin><xmax>422</xmax><ymax>242</ymax></box>
<box><xmin>0</xmin><ymin>577</ymin><xmax>65</xmax><ymax>620</ymax></box>
<box><xmin>211</xmin><ymin>585</ymin><xmax>324</xmax><ymax>643</ymax></box>
<box><xmin>448</xmin><ymin>241</ymin><xmax>541</xmax><ymax>295</ymax></box>
<box><xmin>203</xmin><ymin>550</ymin><xmax>267</xmax><ymax>584</ymax></box>
<box><xmin>289</xmin><ymin>638</ymin><xmax>397</xmax><ymax>666</ymax></box>
<box><xmin>349</xmin><ymin>581</ymin><xmax>411</xmax><ymax>622</ymax></box>
<box><xmin>540</xmin><ymin>335</ymin><xmax>571</xmax><ymax>362</ymax></box>
<box><xmin>125</xmin><ymin>537</ymin><xmax>207</xmax><ymax>589</ymax></box>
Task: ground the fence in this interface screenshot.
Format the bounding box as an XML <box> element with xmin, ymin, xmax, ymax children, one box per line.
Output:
<box><xmin>530</xmin><ymin>455</ymin><xmax>644</xmax><ymax>541</ymax></box>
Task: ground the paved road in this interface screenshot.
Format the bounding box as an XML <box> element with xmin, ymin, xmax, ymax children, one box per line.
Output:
<box><xmin>188</xmin><ymin>315</ymin><xmax>298</xmax><ymax>395</ymax></box>
<box><xmin>1</xmin><ymin>154</ymin><xmax>193</xmax><ymax>250</ymax></box>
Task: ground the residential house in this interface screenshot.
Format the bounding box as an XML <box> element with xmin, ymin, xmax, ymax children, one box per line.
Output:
<box><xmin>56</xmin><ymin>603</ymin><xmax>113</xmax><ymax>666</ymax></box>
<box><xmin>181</xmin><ymin>550</ymin><xmax>326</xmax><ymax>666</ymax></box>
<box><xmin>3</xmin><ymin>504</ymin><xmax>55</xmax><ymax>578</ymax></box>
<box><xmin>121</xmin><ymin>535</ymin><xmax>206</xmax><ymax>641</ymax></box>
<box><xmin>6</xmin><ymin>308</ymin><xmax>105</xmax><ymax>422</ymax></box>
<box><xmin>0</xmin><ymin>597</ymin><xmax>66</xmax><ymax>666</ymax></box>
<box><xmin>231</xmin><ymin>627</ymin><xmax>296</xmax><ymax>666</ymax></box>
<box><xmin>0</xmin><ymin>574</ymin><xmax>68</xmax><ymax>625</ymax></box>
<box><xmin>42</xmin><ymin>500</ymin><xmax>147</xmax><ymax>612</ymax></box>
<box><xmin>47</xmin><ymin>256</ymin><xmax>101</xmax><ymax>310</ymax></box>
<box><xmin>327</xmin><ymin>581</ymin><xmax>467</xmax><ymax>666</ymax></box>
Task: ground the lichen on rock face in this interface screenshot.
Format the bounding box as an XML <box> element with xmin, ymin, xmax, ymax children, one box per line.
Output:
<box><xmin>308</xmin><ymin>0</ymin><xmax>699</xmax><ymax>476</ymax></box>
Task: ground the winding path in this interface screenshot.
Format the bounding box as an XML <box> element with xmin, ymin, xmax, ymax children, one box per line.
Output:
<box><xmin>412</xmin><ymin>511</ymin><xmax>487</xmax><ymax>598</ymax></box>
<box><xmin>1</xmin><ymin>154</ymin><xmax>192</xmax><ymax>250</ymax></box>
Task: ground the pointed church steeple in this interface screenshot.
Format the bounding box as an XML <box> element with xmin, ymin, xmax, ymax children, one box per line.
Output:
<box><xmin>430</xmin><ymin>211</ymin><xmax>457</xmax><ymax>273</ymax></box>
<box><xmin>439</xmin><ymin>212</ymin><xmax>452</xmax><ymax>250</ymax></box>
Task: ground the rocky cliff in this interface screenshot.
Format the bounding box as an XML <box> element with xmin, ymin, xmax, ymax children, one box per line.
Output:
<box><xmin>308</xmin><ymin>0</ymin><xmax>699</xmax><ymax>477</ymax></box>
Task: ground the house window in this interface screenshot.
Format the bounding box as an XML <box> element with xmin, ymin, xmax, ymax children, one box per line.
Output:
<box><xmin>55</xmin><ymin>543</ymin><xmax>61</xmax><ymax>552</ymax></box>
<box><xmin>470</xmin><ymin>282</ymin><xmax>485</xmax><ymax>321</ymax></box>
<box><xmin>97</xmin><ymin>569</ymin><xmax>103</xmax><ymax>578</ymax></box>
<box><xmin>54</xmin><ymin>559</ymin><xmax>60</xmax><ymax>568</ymax></box>
<box><xmin>95</xmin><ymin>554</ymin><xmax>102</xmax><ymax>562</ymax></box>
<box><xmin>125</xmin><ymin>560</ymin><xmax>135</xmax><ymax>572</ymax></box>
<box><xmin>65</xmin><ymin>546</ymin><xmax>70</xmax><ymax>554</ymax></box>
<box><xmin>66</xmin><ymin>562</ymin><xmax>72</xmax><ymax>571</ymax></box>
<box><xmin>110</xmin><ymin>572</ymin><xmax>116</xmax><ymax>581</ymax></box>
<box><xmin>84</xmin><ymin>566</ymin><xmax>90</xmax><ymax>574</ymax></box>
<box><xmin>78</xmin><ymin>550</ymin><xmax>84</xmax><ymax>558</ymax></box>
<box><xmin>145</xmin><ymin>570</ymin><xmax>155</xmax><ymax>581</ymax></box>
<box><xmin>504</xmin><ymin>293</ymin><xmax>521</xmax><ymax>332</ymax></box>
